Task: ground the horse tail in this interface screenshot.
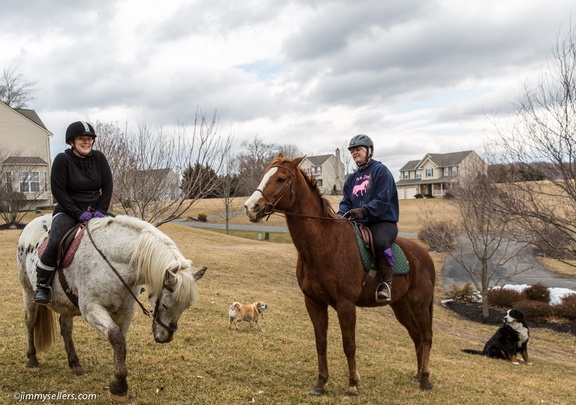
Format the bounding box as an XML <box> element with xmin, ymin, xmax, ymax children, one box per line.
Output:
<box><xmin>34</xmin><ymin>305</ymin><xmax>57</xmax><ymax>352</ymax></box>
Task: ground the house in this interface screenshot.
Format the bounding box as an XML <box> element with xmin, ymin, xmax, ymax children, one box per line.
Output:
<box><xmin>396</xmin><ymin>150</ymin><xmax>486</xmax><ymax>199</ymax></box>
<box><xmin>300</xmin><ymin>149</ymin><xmax>346</xmax><ymax>195</ymax></box>
<box><xmin>0</xmin><ymin>101</ymin><xmax>53</xmax><ymax>209</ymax></box>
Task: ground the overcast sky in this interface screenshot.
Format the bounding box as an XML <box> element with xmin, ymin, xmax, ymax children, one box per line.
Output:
<box><xmin>2</xmin><ymin>0</ymin><xmax>574</xmax><ymax>179</ymax></box>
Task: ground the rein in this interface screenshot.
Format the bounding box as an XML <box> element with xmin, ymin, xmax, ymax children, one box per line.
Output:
<box><xmin>86</xmin><ymin>225</ymin><xmax>177</xmax><ymax>333</ymax></box>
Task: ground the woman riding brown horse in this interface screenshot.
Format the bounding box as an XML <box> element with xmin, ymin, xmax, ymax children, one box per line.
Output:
<box><xmin>244</xmin><ymin>153</ymin><xmax>435</xmax><ymax>397</ymax></box>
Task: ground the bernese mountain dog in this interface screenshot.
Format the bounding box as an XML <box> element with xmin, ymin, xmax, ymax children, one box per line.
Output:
<box><xmin>462</xmin><ymin>309</ymin><xmax>531</xmax><ymax>365</ymax></box>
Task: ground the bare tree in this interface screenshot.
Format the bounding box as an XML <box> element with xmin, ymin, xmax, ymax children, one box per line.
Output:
<box><xmin>421</xmin><ymin>160</ymin><xmax>537</xmax><ymax>320</ymax></box>
<box><xmin>491</xmin><ymin>26</ymin><xmax>576</xmax><ymax>266</ymax></box>
<box><xmin>339</xmin><ymin>140</ymin><xmax>354</xmax><ymax>176</ymax></box>
<box><xmin>95</xmin><ymin>109</ymin><xmax>234</xmax><ymax>227</ymax></box>
<box><xmin>214</xmin><ymin>154</ymin><xmax>244</xmax><ymax>234</ymax></box>
<box><xmin>0</xmin><ymin>65</ymin><xmax>37</xmax><ymax>108</ymax></box>
<box><xmin>237</xmin><ymin>136</ymin><xmax>279</xmax><ymax>195</ymax></box>
<box><xmin>278</xmin><ymin>144</ymin><xmax>303</xmax><ymax>159</ymax></box>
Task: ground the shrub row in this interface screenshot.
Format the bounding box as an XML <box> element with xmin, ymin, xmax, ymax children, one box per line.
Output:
<box><xmin>446</xmin><ymin>283</ymin><xmax>576</xmax><ymax>322</ymax></box>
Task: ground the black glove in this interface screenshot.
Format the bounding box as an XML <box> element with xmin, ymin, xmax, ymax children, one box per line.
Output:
<box><xmin>349</xmin><ymin>208</ymin><xmax>365</xmax><ymax>220</ymax></box>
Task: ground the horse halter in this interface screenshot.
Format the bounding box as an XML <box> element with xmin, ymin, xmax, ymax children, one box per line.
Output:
<box><xmin>256</xmin><ymin>164</ymin><xmax>296</xmax><ymax>217</ymax></box>
<box><xmin>152</xmin><ymin>285</ymin><xmax>178</xmax><ymax>333</ymax></box>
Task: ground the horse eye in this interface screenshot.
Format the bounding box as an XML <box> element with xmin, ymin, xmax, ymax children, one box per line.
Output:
<box><xmin>277</xmin><ymin>177</ymin><xmax>286</xmax><ymax>183</ymax></box>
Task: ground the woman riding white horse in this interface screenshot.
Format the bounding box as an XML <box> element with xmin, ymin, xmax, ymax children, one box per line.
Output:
<box><xmin>18</xmin><ymin>214</ymin><xmax>206</xmax><ymax>402</ymax></box>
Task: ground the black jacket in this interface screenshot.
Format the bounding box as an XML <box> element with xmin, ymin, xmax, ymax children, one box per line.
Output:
<box><xmin>51</xmin><ymin>149</ymin><xmax>113</xmax><ymax>219</ymax></box>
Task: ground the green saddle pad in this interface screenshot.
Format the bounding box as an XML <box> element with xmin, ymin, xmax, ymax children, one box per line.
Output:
<box><xmin>352</xmin><ymin>223</ymin><xmax>410</xmax><ymax>275</ymax></box>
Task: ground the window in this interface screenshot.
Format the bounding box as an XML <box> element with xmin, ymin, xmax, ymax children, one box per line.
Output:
<box><xmin>426</xmin><ymin>168</ymin><xmax>433</xmax><ymax>177</ymax></box>
<box><xmin>416</xmin><ymin>170</ymin><xmax>422</xmax><ymax>179</ymax></box>
<box><xmin>317</xmin><ymin>179</ymin><xmax>323</xmax><ymax>187</ymax></box>
<box><xmin>452</xmin><ymin>166</ymin><xmax>458</xmax><ymax>175</ymax></box>
<box><xmin>19</xmin><ymin>171</ymin><xmax>40</xmax><ymax>193</ymax></box>
<box><xmin>403</xmin><ymin>171</ymin><xmax>410</xmax><ymax>180</ymax></box>
<box><xmin>444</xmin><ymin>168</ymin><xmax>449</xmax><ymax>176</ymax></box>
<box><xmin>314</xmin><ymin>166</ymin><xmax>322</xmax><ymax>175</ymax></box>
<box><xmin>5</xmin><ymin>172</ymin><xmax>13</xmax><ymax>192</ymax></box>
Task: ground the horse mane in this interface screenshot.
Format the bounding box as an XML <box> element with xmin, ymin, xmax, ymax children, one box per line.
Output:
<box><xmin>89</xmin><ymin>215</ymin><xmax>198</xmax><ymax>304</ymax></box>
<box><xmin>297</xmin><ymin>161</ymin><xmax>338</xmax><ymax>218</ymax></box>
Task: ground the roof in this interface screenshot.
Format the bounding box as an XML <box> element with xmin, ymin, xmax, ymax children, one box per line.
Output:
<box><xmin>399</xmin><ymin>159</ymin><xmax>420</xmax><ymax>171</ymax></box>
<box><xmin>14</xmin><ymin>108</ymin><xmax>48</xmax><ymax>130</ymax></box>
<box><xmin>306</xmin><ymin>154</ymin><xmax>332</xmax><ymax>166</ymax></box>
<box><xmin>418</xmin><ymin>151</ymin><xmax>472</xmax><ymax>169</ymax></box>
<box><xmin>2</xmin><ymin>156</ymin><xmax>48</xmax><ymax>165</ymax></box>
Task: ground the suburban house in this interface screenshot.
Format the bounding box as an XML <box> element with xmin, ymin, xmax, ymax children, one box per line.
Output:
<box><xmin>300</xmin><ymin>149</ymin><xmax>346</xmax><ymax>195</ymax></box>
<box><xmin>396</xmin><ymin>150</ymin><xmax>486</xmax><ymax>199</ymax></box>
<box><xmin>0</xmin><ymin>101</ymin><xmax>53</xmax><ymax>209</ymax></box>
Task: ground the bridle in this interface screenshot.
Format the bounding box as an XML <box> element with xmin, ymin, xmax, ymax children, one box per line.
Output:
<box><xmin>151</xmin><ymin>285</ymin><xmax>179</xmax><ymax>333</ymax></box>
<box><xmin>86</xmin><ymin>225</ymin><xmax>178</xmax><ymax>334</ymax></box>
<box><xmin>256</xmin><ymin>164</ymin><xmax>296</xmax><ymax>218</ymax></box>
<box><xmin>256</xmin><ymin>164</ymin><xmax>346</xmax><ymax>221</ymax></box>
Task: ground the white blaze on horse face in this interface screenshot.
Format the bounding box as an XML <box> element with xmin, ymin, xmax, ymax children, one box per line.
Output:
<box><xmin>244</xmin><ymin>167</ymin><xmax>278</xmax><ymax>213</ymax></box>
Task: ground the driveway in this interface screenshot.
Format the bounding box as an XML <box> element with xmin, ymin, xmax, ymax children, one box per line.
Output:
<box><xmin>173</xmin><ymin>219</ymin><xmax>575</xmax><ymax>292</ymax></box>
<box><xmin>441</xmin><ymin>238</ymin><xmax>576</xmax><ymax>291</ymax></box>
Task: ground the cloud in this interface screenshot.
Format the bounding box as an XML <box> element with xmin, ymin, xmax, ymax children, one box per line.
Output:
<box><xmin>1</xmin><ymin>0</ymin><xmax>575</xmax><ymax>179</ymax></box>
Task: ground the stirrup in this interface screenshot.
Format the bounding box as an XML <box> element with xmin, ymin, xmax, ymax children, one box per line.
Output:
<box><xmin>33</xmin><ymin>285</ymin><xmax>52</xmax><ymax>305</ymax></box>
<box><xmin>375</xmin><ymin>282</ymin><xmax>391</xmax><ymax>303</ymax></box>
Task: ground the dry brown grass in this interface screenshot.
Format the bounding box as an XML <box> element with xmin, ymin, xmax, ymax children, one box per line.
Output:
<box><xmin>181</xmin><ymin>195</ymin><xmax>456</xmax><ymax>235</ymax></box>
<box><xmin>1</xmin><ymin>207</ymin><xmax>575</xmax><ymax>404</ymax></box>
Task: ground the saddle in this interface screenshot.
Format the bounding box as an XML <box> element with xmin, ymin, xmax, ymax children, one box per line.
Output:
<box><xmin>351</xmin><ymin>222</ymin><xmax>410</xmax><ymax>301</ymax></box>
<box><xmin>38</xmin><ymin>223</ymin><xmax>86</xmax><ymax>307</ymax></box>
<box><xmin>351</xmin><ymin>222</ymin><xmax>409</xmax><ymax>275</ymax></box>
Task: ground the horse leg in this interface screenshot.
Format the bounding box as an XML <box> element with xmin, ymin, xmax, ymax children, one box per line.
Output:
<box><xmin>83</xmin><ymin>305</ymin><xmax>129</xmax><ymax>403</ymax></box>
<box><xmin>24</xmin><ymin>303</ymin><xmax>40</xmax><ymax>369</ymax></box>
<box><xmin>335</xmin><ymin>301</ymin><xmax>360</xmax><ymax>397</ymax></box>
<box><xmin>304</xmin><ymin>297</ymin><xmax>329</xmax><ymax>396</ymax></box>
<box><xmin>390</xmin><ymin>298</ymin><xmax>433</xmax><ymax>391</ymax></box>
<box><xmin>59</xmin><ymin>315</ymin><xmax>85</xmax><ymax>375</ymax></box>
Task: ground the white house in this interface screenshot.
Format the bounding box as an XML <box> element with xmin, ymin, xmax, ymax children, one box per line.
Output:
<box><xmin>299</xmin><ymin>149</ymin><xmax>346</xmax><ymax>195</ymax></box>
<box><xmin>396</xmin><ymin>150</ymin><xmax>487</xmax><ymax>199</ymax></box>
<box><xmin>0</xmin><ymin>101</ymin><xmax>53</xmax><ymax>209</ymax></box>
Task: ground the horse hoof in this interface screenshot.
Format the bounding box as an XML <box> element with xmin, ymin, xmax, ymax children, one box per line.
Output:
<box><xmin>309</xmin><ymin>388</ymin><xmax>325</xmax><ymax>396</ymax></box>
<box><xmin>419</xmin><ymin>381</ymin><xmax>433</xmax><ymax>391</ymax></box>
<box><xmin>72</xmin><ymin>366</ymin><xmax>85</xmax><ymax>376</ymax></box>
<box><xmin>109</xmin><ymin>391</ymin><xmax>130</xmax><ymax>403</ymax></box>
<box><xmin>26</xmin><ymin>360</ymin><xmax>40</xmax><ymax>369</ymax></box>
<box><xmin>343</xmin><ymin>388</ymin><xmax>359</xmax><ymax>397</ymax></box>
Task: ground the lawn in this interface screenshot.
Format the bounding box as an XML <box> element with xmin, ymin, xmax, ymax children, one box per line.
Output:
<box><xmin>0</xmin><ymin>200</ymin><xmax>574</xmax><ymax>404</ymax></box>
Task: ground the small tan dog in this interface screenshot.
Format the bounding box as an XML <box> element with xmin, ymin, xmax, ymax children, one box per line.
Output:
<box><xmin>228</xmin><ymin>301</ymin><xmax>268</xmax><ymax>331</ymax></box>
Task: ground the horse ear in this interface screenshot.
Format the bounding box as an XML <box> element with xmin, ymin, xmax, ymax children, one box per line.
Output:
<box><xmin>164</xmin><ymin>270</ymin><xmax>177</xmax><ymax>288</ymax></box>
<box><xmin>277</xmin><ymin>152</ymin><xmax>284</xmax><ymax>158</ymax></box>
<box><xmin>293</xmin><ymin>156</ymin><xmax>305</xmax><ymax>167</ymax></box>
<box><xmin>193</xmin><ymin>266</ymin><xmax>207</xmax><ymax>281</ymax></box>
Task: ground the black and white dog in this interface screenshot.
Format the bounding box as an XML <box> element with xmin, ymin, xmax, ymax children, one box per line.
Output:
<box><xmin>462</xmin><ymin>309</ymin><xmax>531</xmax><ymax>365</ymax></box>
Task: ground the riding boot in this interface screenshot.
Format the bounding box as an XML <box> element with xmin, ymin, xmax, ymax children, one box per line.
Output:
<box><xmin>33</xmin><ymin>267</ymin><xmax>55</xmax><ymax>305</ymax></box>
<box><xmin>375</xmin><ymin>255</ymin><xmax>393</xmax><ymax>302</ymax></box>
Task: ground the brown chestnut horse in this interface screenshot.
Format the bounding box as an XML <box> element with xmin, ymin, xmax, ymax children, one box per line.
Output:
<box><xmin>244</xmin><ymin>154</ymin><xmax>435</xmax><ymax>397</ymax></box>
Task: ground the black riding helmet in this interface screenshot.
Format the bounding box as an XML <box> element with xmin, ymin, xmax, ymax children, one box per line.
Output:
<box><xmin>348</xmin><ymin>134</ymin><xmax>374</xmax><ymax>158</ymax></box>
<box><xmin>65</xmin><ymin>121</ymin><xmax>96</xmax><ymax>145</ymax></box>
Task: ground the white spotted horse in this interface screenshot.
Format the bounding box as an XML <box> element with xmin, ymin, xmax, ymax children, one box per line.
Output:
<box><xmin>17</xmin><ymin>214</ymin><xmax>206</xmax><ymax>403</ymax></box>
